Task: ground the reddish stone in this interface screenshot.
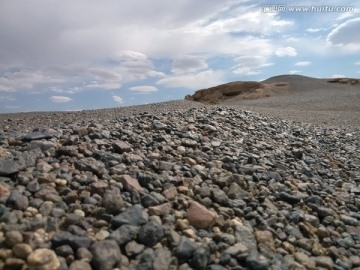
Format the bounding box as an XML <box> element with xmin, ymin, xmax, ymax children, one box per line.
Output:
<box><xmin>115</xmin><ymin>175</ymin><xmax>144</xmax><ymax>193</ymax></box>
<box><xmin>187</xmin><ymin>201</ymin><xmax>217</xmax><ymax>229</ymax></box>
<box><xmin>148</xmin><ymin>203</ymin><xmax>172</xmax><ymax>216</ymax></box>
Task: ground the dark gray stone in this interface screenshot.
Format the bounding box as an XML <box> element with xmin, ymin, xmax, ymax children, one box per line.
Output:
<box><xmin>277</xmin><ymin>192</ymin><xmax>301</xmax><ymax>204</ymax></box>
<box><xmin>112</xmin><ymin>205</ymin><xmax>148</xmax><ymax>228</ymax></box>
<box><xmin>22</xmin><ymin>130</ymin><xmax>55</xmax><ymax>141</ymax></box>
<box><xmin>90</xmin><ymin>240</ymin><xmax>121</xmax><ymax>270</ymax></box>
<box><xmin>52</xmin><ymin>231</ymin><xmax>92</xmax><ymax>250</ymax></box>
<box><xmin>0</xmin><ymin>148</ymin><xmax>42</xmax><ymax>176</ymax></box>
<box><xmin>138</xmin><ymin>220</ymin><xmax>164</xmax><ymax>246</ymax></box>
<box><xmin>190</xmin><ymin>246</ymin><xmax>209</xmax><ymax>269</ymax></box>
<box><xmin>175</xmin><ymin>236</ymin><xmax>197</xmax><ymax>261</ymax></box>
<box><xmin>109</xmin><ymin>224</ymin><xmax>140</xmax><ymax>245</ymax></box>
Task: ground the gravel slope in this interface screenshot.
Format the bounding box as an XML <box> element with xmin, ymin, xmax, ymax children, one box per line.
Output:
<box><xmin>223</xmin><ymin>75</ymin><xmax>360</xmax><ymax>129</ymax></box>
<box><xmin>0</xmin><ymin>76</ymin><xmax>359</xmax><ymax>269</ymax></box>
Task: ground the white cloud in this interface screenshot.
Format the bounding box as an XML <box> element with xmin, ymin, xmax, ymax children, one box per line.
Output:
<box><xmin>306</xmin><ymin>28</ymin><xmax>326</xmax><ymax>33</ymax></box>
<box><xmin>157</xmin><ymin>70</ymin><xmax>224</xmax><ymax>89</ymax></box>
<box><xmin>203</xmin><ymin>7</ymin><xmax>293</xmax><ymax>36</ymax></box>
<box><xmin>289</xmin><ymin>70</ymin><xmax>302</xmax><ymax>74</ymax></box>
<box><xmin>332</xmin><ymin>74</ymin><xmax>346</xmax><ymax>78</ymax></box>
<box><xmin>327</xmin><ymin>18</ymin><xmax>360</xmax><ymax>50</ymax></box>
<box><xmin>0</xmin><ymin>69</ymin><xmax>64</xmax><ymax>92</ymax></box>
<box><xmin>354</xmin><ymin>61</ymin><xmax>360</xmax><ymax>65</ymax></box>
<box><xmin>130</xmin><ymin>86</ymin><xmax>158</xmax><ymax>93</ymax></box>
<box><xmin>112</xmin><ymin>95</ymin><xmax>123</xmax><ymax>104</ymax></box>
<box><xmin>275</xmin><ymin>47</ymin><xmax>297</xmax><ymax>57</ymax></box>
<box><xmin>171</xmin><ymin>55</ymin><xmax>208</xmax><ymax>74</ymax></box>
<box><xmin>295</xmin><ymin>61</ymin><xmax>311</xmax><ymax>67</ymax></box>
<box><xmin>50</xmin><ymin>96</ymin><xmax>73</xmax><ymax>103</ymax></box>
<box><xmin>231</xmin><ymin>55</ymin><xmax>273</xmax><ymax>76</ymax></box>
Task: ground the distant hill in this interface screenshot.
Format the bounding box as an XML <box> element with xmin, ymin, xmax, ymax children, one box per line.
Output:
<box><xmin>185</xmin><ymin>74</ymin><xmax>359</xmax><ymax>104</ymax></box>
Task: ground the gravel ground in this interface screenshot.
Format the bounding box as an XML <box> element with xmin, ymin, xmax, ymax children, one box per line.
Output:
<box><xmin>224</xmin><ymin>75</ymin><xmax>360</xmax><ymax>130</ymax></box>
<box><xmin>0</xmin><ymin>100</ymin><xmax>359</xmax><ymax>269</ymax></box>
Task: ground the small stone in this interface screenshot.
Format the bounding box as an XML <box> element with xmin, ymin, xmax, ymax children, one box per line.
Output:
<box><xmin>90</xmin><ymin>240</ymin><xmax>121</xmax><ymax>270</ymax></box>
<box><xmin>103</xmin><ymin>192</ymin><xmax>124</xmax><ymax>214</ymax></box>
<box><xmin>277</xmin><ymin>192</ymin><xmax>300</xmax><ymax>204</ymax></box>
<box><xmin>12</xmin><ymin>243</ymin><xmax>33</xmax><ymax>259</ymax></box>
<box><xmin>55</xmin><ymin>245</ymin><xmax>74</xmax><ymax>258</ymax></box>
<box><xmin>138</xmin><ymin>220</ymin><xmax>164</xmax><ymax>246</ymax></box>
<box><xmin>191</xmin><ymin>247</ymin><xmax>209</xmax><ymax>269</ymax></box>
<box><xmin>187</xmin><ymin>201</ymin><xmax>217</xmax><ymax>229</ymax></box>
<box><xmin>76</xmin><ymin>247</ymin><xmax>93</xmax><ymax>262</ymax></box>
<box><xmin>255</xmin><ymin>230</ymin><xmax>275</xmax><ymax>253</ymax></box>
<box><xmin>175</xmin><ymin>236</ymin><xmax>197</xmax><ymax>261</ymax></box>
<box><xmin>112</xmin><ymin>140</ymin><xmax>131</xmax><ymax>154</ymax></box>
<box><xmin>51</xmin><ymin>231</ymin><xmax>92</xmax><ymax>250</ymax></box>
<box><xmin>111</xmin><ymin>205</ymin><xmax>148</xmax><ymax>227</ymax></box>
<box><xmin>5</xmin><ymin>231</ymin><xmax>23</xmax><ymax>247</ymax></box>
<box><xmin>313</xmin><ymin>256</ymin><xmax>334</xmax><ymax>269</ymax></box>
<box><xmin>108</xmin><ymin>224</ymin><xmax>140</xmax><ymax>245</ymax></box>
<box><xmin>340</xmin><ymin>214</ymin><xmax>358</xmax><ymax>226</ymax></box>
<box><xmin>225</xmin><ymin>242</ymin><xmax>249</xmax><ymax>257</ymax></box>
<box><xmin>148</xmin><ymin>202</ymin><xmax>172</xmax><ymax>216</ymax></box>
<box><xmin>163</xmin><ymin>185</ymin><xmax>178</xmax><ymax>201</ymax></box>
<box><xmin>294</xmin><ymin>252</ymin><xmax>316</xmax><ymax>269</ymax></box>
<box><xmin>5</xmin><ymin>257</ymin><xmax>26</xmax><ymax>269</ymax></box>
<box><xmin>95</xmin><ymin>230</ymin><xmax>110</xmax><ymax>241</ymax></box>
<box><xmin>153</xmin><ymin>249</ymin><xmax>172</xmax><ymax>270</ymax></box>
<box><xmin>125</xmin><ymin>240</ymin><xmax>145</xmax><ymax>257</ymax></box>
<box><xmin>114</xmin><ymin>174</ymin><xmax>144</xmax><ymax>193</ymax></box>
<box><xmin>182</xmin><ymin>229</ymin><xmax>196</xmax><ymax>239</ymax></box>
<box><xmin>27</xmin><ymin>248</ymin><xmax>60</xmax><ymax>270</ymax></box>
<box><xmin>69</xmin><ymin>260</ymin><xmax>92</xmax><ymax>270</ymax></box>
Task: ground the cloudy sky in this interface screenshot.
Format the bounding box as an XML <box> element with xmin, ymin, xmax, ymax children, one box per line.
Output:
<box><xmin>0</xmin><ymin>0</ymin><xmax>359</xmax><ymax>113</ymax></box>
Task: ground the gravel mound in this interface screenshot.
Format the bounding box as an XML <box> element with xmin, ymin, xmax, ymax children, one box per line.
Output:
<box><xmin>0</xmin><ymin>103</ymin><xmax>359</xmax><ymax>269</ymax></box>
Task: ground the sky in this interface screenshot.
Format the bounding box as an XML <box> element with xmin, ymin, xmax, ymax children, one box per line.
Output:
<box><xmin>0</xmin><ymin>0</ymin><xmax>359</xmax><ymax>113</ymax></box>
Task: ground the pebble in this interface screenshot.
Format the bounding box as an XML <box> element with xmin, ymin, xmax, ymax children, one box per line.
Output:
<box><xmin>27</xmin><ymin>248</ymin><xmax>60</xmax><ymax>270</ymax></box>
<box><xmin>90</xmin><ymin>240</ymin><xmax>121</xmax><ymax>270</ymax></box>
<box><xmin>187</xmin><ymin>201</ymin><xmax>217</xmax><ymax>229</ymax></box>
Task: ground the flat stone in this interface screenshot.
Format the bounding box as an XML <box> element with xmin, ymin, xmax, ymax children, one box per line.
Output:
<box><xmin>0</xmin><ymin>148</ymin><xmax>42</xmax><ymax>176</ymax></box>
<box><xmin>74</xmin><ymin>157</ymin><xmax>105</xmax><ymax>176</ymax></box>
<box><xmin>114</xmin><ymin>174</ymin><xmax>144</xmax><ymax>193</ymax></box>
<box><xmin>148</xmin><ymin>202</ymin><xmax>172</xmax><ymax>216</ymax></box>
<box><xmin>112</xmin><ymin>205</ymin><xmax>148</xmax><ymax>227</ymax></box>
<box><xmin>112</xmin><ymin>140</ymin><xmax>131</xmax><ymax>154</ymax></box>
<box><xmin>313</xmin><ymin>256</ymin><xmax>334</xmax><ymax>269</ymax></box>
<box><xmin>22</xmin><ymin>130</ymin><xmax>55</xmax><ymax>141</ymax></box>
<box><xmin>51</xmin><ymin>231</ymin><xmax>92</xmax><ymax>250</ymax></box>
<box><xmin>277</xmin><ymin>192</ymin><xmax>300</xmax><ymax>204</ymax></box>
<box><xmin>109</xmin><ymin>224</ymin><xmax>140</xmax><ymax>245</ymax></box>
<box><xmin>187</xmin><ymin>201</ymin><xmax>217</xmax><ymax>229</ymax></box>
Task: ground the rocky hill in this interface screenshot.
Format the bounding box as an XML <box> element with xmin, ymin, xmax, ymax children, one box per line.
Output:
<box><xmin>185</xmin><ymin>75</ymin><xmax>360</xmax><ymax>104</ymax></box>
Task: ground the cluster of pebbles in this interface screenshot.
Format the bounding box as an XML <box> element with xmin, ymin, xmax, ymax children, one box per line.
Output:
<box><xmin>0</xmin><ymin>101</ymin><xmax>359</xmax><ymax>270</ymax></box>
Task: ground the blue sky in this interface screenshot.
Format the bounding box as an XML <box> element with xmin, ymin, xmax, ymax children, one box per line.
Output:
<box><xmin>0</xmin><ymin>0</ymin><xmax>359</xmax><ymax>113</ymax></box>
